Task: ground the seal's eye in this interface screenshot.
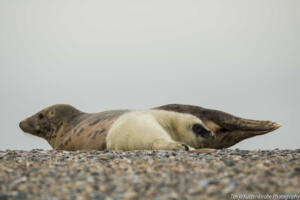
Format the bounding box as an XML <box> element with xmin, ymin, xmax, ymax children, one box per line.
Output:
<box><xmin>38</xmin><ymin>113</ymin><xmax>44</xmax><ymax>120</ymax></box>
<box><xmin>192</xmin><ymin>124</ymin><xmax>204</xmax><ymax>133</ymax></box>
<box><xmin>192</xmin><ymin>123</ymin><xmax>211</xmax><ymax>137</ymax></box>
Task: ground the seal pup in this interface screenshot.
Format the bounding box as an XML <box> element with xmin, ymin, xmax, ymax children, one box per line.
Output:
<box><xmin>106</xmin><ymin>110</ymin><xmax>215</xmax><ymax>151</ymax></box>
<box><xmin>19</xmin><ymin>104</ymin><xmax>281</xmax><ymax>150</ymax></box>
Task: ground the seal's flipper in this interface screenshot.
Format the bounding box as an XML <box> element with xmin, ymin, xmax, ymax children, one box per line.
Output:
<box><xmin>154</xmin><ymin>104</ymin><xmax>281</xmax><ymax>149</ymax></box>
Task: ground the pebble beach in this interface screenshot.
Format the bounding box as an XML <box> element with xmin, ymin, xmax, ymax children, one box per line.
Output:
<box><xmin>0</xmin><ymin>149</ymin><xmax>299</xmax><ymax>200</ymax></box>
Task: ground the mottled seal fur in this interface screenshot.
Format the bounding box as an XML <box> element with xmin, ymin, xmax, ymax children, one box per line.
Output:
<box><xmin>19</xmin><ymin>104</ymin><xmax>128</xmax><ymax>150</ymax></box>
<box><xmin>19</xmin><ymin>104</ymin><xmax>281</xmax><ymax>150</ymax></box>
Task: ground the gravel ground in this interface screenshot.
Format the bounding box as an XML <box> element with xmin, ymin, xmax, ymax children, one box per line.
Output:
<box><xmin>0</xmin><ymin>149</ymin><xmax>299</xmax><ymax>200</ymax></box>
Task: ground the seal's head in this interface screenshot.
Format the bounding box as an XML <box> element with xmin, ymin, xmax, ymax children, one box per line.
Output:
<box><xmin>19</xmin><ymin>104</ymin><xmax>82</xmax><ymax>140</ymax></box>
<box><xmin>175</xmin><ymin>114</ymin><xmax>216</xmax><ymax>148</ymax></box>
<box><xmin>151</xmin><ymin>110</ymin><xmax>216</xmax><ymax>148</ymax></box>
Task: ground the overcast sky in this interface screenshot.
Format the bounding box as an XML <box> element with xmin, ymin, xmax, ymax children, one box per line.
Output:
<box><xmin>0</xmin><ymin>0</ymin><xmax>299</xmax><ymax>150</ymax></box>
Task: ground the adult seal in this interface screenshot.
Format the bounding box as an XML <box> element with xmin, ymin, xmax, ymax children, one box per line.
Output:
<box><xmin>19</xmin><ymin>104</ymin><xmax>281</xmax><ymax>150</ymax></box>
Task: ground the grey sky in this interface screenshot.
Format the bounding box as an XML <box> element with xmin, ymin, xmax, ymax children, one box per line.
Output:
<box><xmin>1</xmin><ymin>0</ymin><xmax>299</xmax><ymax>150</ymax></box>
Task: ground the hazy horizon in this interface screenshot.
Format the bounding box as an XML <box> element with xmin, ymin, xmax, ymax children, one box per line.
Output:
<box><xmin>1</xmin><ymin>1</ymin><xmax>299</xmax><ymax>150</ymax></box>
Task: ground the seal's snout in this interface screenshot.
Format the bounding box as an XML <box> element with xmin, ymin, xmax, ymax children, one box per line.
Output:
<box><xmin>19</xmin><ymin>120</ymin><xmax>31</xmax><ymax>132</ymax></box>
<box><xmin>204</xmin><ymin>130</ymin><xmax>216</xmax><ymax>140</ymax></box>
<box><xmin>210</xmin><ymin>132</ymin><xmax>216</xmax><ymax>140</ymax></box>
<box><xmin>19</xmin><ymin>121</ymin><xmax>24</xmax><ymax>129</ymax></box>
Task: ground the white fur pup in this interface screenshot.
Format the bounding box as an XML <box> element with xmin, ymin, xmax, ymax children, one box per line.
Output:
<box><xmin>106</xmin><ymin>110</ymin><xmax>215</xmax><ymax>151</ymax></box>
